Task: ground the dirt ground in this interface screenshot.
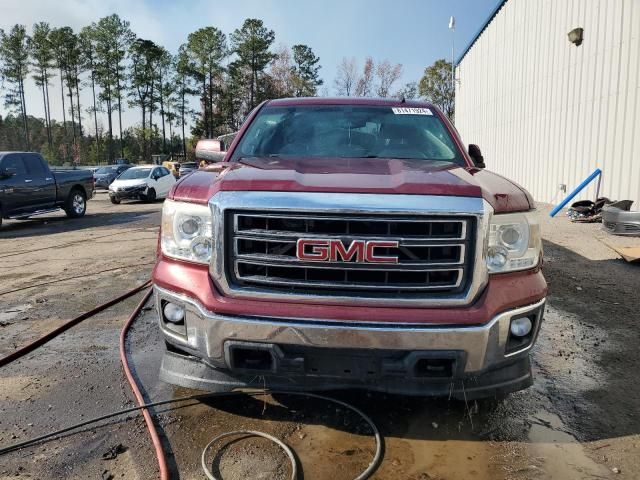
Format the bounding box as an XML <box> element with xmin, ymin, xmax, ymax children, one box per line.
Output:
<box><xmin>0</xmin><ymin>193</ymin><xmax>639</xmax><ymax>480</ymax></box>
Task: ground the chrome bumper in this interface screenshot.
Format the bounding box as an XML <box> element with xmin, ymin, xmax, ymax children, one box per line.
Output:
<box><xmin>154</xmin><ymin>286</ymin><xmax>545</xmax><ymax>374</ymax></box>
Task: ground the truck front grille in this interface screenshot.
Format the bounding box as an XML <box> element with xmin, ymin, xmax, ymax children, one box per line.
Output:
<box><xmin>225</xmin><ymin>211</ymin><xmax>475</xmax><ymax>298</ymax></box>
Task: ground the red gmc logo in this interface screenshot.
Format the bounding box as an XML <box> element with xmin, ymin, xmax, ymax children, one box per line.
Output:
<box><xmin>296</xmin><ymin>239</ymin><xmax>399</xmax><ymax>264</ymax></box>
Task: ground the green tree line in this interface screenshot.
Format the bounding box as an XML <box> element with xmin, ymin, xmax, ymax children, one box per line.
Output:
<box><xmin>0</xmin><ymin>16</ymin><xmax>323</xmax><ymax>165</ymax></box>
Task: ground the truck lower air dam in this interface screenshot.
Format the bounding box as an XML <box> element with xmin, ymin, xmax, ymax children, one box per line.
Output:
<box><xmin>225</xmin><ymin>342</ymin><xmax>277</xmax><ymax>373</ymax></box>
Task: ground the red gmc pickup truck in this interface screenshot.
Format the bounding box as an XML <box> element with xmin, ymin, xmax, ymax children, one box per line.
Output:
<box><xmin>152</xmin><ymin>98</ymin><xmax>546</xmax><ymax>399</ymax></box>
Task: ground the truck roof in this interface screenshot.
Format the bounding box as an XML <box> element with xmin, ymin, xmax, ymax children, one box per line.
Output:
<box><xmin>266</xmin><ymin>97</ymin><xmax>436</xmax><ymax>109</ymax></box>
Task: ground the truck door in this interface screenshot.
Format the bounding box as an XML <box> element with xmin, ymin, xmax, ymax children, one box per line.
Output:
<box><xmin>23</xmin><ymin>153</ymin><xmax>56</xmax><ymax>209</ymax></box>
<box><xmin>0</xmin><ymin>153</ymin><xmax>32</xmax><ymax>216</ymax></box>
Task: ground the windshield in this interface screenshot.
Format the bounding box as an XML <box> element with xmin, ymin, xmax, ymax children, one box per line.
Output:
<box><xmin>230</xmin><ymin>105</ymin><xmax>464</xmax><ymax>165</ymax></box>
<box><xmin>96</xmin><ymin>166</ymin><xmax>117</xmax><ymax>174</ymax></box>
<box><xmin>118</xmin><ymin>168</ymin><xmax>151</xmax><ymax>180</ymax></box>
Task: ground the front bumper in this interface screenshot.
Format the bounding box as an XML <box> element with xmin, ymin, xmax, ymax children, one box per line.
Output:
<box><xmin>154</xmin><ymin>285</ymin><xmax>545</xmax><ymax>398</ymax></box>
<box><xmin>109</xmin><ymin>187</ymin><xmax>147</xmax><ymax>199</ymax></box>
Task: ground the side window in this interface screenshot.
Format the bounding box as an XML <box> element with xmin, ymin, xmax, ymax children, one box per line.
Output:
<box><xmin>24</xmin><ymin>154</ymin><xmax>46</xmax><ymax>177</ymax></box>
<box><xmin>0</xmin><ymin>155</ymin><xmax>28</xmax><ymax>176</ymax></box>
<box><xmin>161</xmin><ymin>167</ymin><xmax>170</xmax><ymax>176</ymax></box>
<box><xmin>152</xmin><ymin>168</ymin><xmax>161</xmax><ymax>178</ymax></box>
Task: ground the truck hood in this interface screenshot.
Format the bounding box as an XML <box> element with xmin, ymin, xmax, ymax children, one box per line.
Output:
<box><xmin>171</xmin><ymin>157</ymin><xmax>532</xmax><ymax>213</ymax></box>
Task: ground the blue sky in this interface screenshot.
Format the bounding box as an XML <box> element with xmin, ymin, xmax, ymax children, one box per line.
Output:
<box><xmin>0</xmin><ymin>0</ymin><xmax>501</xmax><ymax>129</ymax></box>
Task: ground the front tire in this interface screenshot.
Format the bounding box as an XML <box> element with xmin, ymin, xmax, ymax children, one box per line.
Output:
<box><xmin>110</xmin><ymin>196</ymin><xmax>121</xmax><ymax>205</ymax></box>
<box><xmin>144</xmin><ymin>188</ymin><xmax>156</xmax><ymax>203</ymax></box>
<box><xmin>64</xmin><ymin>189</ymin><xmax>87</xmax><ymax>218</ymax></box>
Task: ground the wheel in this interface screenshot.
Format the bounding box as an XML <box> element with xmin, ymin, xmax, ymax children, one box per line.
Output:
<box><xmin>110</xmin><ymin>196</ymin><xmax>121</xmax><ymax>205</ymax></box>
<box><xmin>64</xmin><ymin>188</ymin><xmax>87</xmax><ymax>218</ymax></box>
<box><xmin>144</xmin><ymin>188</ymin><xmax>156</xmax><ymax>203</ymax></box>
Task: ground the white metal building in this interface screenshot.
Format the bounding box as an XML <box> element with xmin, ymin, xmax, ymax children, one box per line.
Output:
<box><xmin>455</xmin><ymin>0</ymin><xmax>640</xmax><ymax>204</ymax></box>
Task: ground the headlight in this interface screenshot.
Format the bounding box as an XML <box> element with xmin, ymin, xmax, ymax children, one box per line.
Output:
<box><xmin>161</xmin><ymin>199</ymin><xmax>213</xmax><ymax>264</ymax></box>
<box><xmin>487</xmin><ymin>211</ymin><xmax>541</xmax><ymax>273</ymax></box>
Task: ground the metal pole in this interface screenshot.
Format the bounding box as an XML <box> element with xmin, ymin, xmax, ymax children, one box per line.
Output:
<box><xmin>550</xmin><ymin>168</ymin><xmax>602</xmax><ymax>217</ymax></box>
<box><xmin>449</xmin><ymin>16</ymin><xmax>456</xmax><ymax>115</ymax></box>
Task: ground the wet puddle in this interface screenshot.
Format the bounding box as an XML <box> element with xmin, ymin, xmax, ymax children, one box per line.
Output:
<box><xmin>520</xmin><ymin>409</ymin><xmax>613</xmax><ymax>479</ymax></box>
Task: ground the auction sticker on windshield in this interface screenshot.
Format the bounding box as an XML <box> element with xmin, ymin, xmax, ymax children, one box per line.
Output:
<box><xmin>391</xmin><ymin>107</ymin><xmax>433</xmax><ymax>115</ymax></box>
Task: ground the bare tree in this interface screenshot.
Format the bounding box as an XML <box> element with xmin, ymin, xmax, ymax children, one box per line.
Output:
<box><xmin>375</xmin><ymin>60</ymin><xmax>402</xmax><ymax>98</ymax></box>
<box><xmin>354</xmin><ymin>57</ymin><xmax>374</xmax><ymax>97</ymax></box>
<box><xmin>333</xmin><ymin>57</ymin><xmax>358</xmax><ymax>96</ymax></box>
<box><xmin>268</xmin><ymin>44</ymin><xmax>295</xmax><ymax>98</ymax></box>
<box><xmin>394</xmin><ymin>81</ymin><xmax>418</xmax><ymax>100</ymax></box>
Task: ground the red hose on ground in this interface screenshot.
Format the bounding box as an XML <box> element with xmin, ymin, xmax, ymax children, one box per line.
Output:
<box><xmin>118</xmin><ymin>287</ymin><xmax>170</xmax><ymax>480</ymax></box>
<box><xmin>0</xmin><ymin>280</ymin><xmax>151</xmax><ymax>368</ymax></box>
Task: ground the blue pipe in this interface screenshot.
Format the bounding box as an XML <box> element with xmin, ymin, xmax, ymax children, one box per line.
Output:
<box><xmin>550</xmin><ymin>168</ymin><xmax>602</xmax><ymax>217</ymax></box>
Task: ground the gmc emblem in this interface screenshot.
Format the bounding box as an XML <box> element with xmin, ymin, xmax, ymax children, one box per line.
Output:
<box><xmin>296</xmin><ymin>239</ymin><xmax>399</xmax><ymax>264</ymax></box>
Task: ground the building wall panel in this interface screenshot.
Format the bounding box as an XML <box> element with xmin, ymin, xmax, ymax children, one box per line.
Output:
<box><xmin>456</xmin><ymin>0</ymin><xmax>640</xmax><ymax>205</ymax></box>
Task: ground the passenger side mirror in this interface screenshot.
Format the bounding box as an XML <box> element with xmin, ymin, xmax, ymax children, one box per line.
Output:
<box><xmin>468</xmin><ymin>144</ymin><xmax>485</xmax><ymax>169</ymax></box>
<box><xmin>0</xmin><ymin>167</ymin><xmax>16</xmax><ymax>179</ymax></box>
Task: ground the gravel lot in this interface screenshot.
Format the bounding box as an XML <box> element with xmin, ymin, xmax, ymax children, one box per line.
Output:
<box><xmin>0</xmin><ymin>193</ymin><xmax>639</xmax><ymax>479</ymax></box>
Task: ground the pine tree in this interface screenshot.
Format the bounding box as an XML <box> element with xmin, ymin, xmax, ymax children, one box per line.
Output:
<box><xmin>183</xmin><ymin>27</ymin><xmax>227</xmax><ymax>138</ymax></box>
<box><xmin>291</xmin><ymin>44</ymin><xmax>322</xmax><ymax>97</ymax></box>
<box><xmin>128</xmin><ymin>38</ymin><xmax>162</xmax><ymax>161</ymax></box>
<box><xmin>156</xmin><ymin>48</ymin><xmax>175</xmax><ymax>153</ymax></box>
<box><xmin>0</xmin><ymin>25</ymin><xmax>31</xmax><ymax>149</ymax></box>
<box><xmin>230</xmin><ymin>19</ymin><xmax>275</xmax><ymax>111</ymax></box>
<box><xmin>175</xmin><ymin>45</ymin><xmax>196</xmax><ymax>155</ymax></box>
<box><xmin>93</xmin><ymin>14</ymin><xmax>135</xmax><ymax>159</ymax></box>
<box><xmin>79</xmin><ymin>25</ymin><xmax>102</xmax><ymax>162</ymax></box>
<box><xmin>29</xmin><ymin>22</ymin><xmax>54</xmax><ymax>149</ymax></box>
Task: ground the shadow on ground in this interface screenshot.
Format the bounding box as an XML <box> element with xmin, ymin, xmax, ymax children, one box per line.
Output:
<box><xmin>0</xmin><ymin>204</ymin><xmax>161</xmax><ymax>239</ymax></box>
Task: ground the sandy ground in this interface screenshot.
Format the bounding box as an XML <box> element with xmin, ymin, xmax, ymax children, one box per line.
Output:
<box><xmin>0</xmin><ymin>193</ymin><xmax>639</xmax><ymax>479</ymax></box>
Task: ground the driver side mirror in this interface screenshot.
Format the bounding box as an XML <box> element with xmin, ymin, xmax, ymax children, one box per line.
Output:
<box><xmin>0</xmin><ymin>167</ymin><xmax>17</xmax><ymax>179</ymax></box>
<box><xmin>468</xmin><ymin>144</ymin><xmax>485</xmax><ymax>169</ymax></box>
<box><xmin>195</xmin><ymin>139</ymin><xmax>226</xmax><ymax>164</ymax></box>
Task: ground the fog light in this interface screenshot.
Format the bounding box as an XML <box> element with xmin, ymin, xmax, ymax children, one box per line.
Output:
<box><xmin>510</xmin><ymin>316</ymin><xmax>532</xmax><ymax>337</ymax></box>
<box><xmin>163</xmin><ymin>302</ymin><xmax>185</xmax><ymax>324</ymax></box>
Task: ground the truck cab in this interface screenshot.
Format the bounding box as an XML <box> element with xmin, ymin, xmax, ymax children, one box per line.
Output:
<box><xmin>0</xmin><ymin>152</ymin><xmax>94</xmax><ymax>227</ymax></box>
<box><xmin>152</xmin><ymin>98</ymin><xmax>546</xmax><ymax>399</ymax></box>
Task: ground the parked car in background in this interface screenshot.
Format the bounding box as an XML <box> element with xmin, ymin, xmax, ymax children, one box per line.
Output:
<box><xmin>93</xmin><ymin>164</ymin><xmax>132</xmax><ymax>189</ymax></box>
<box><xmin>0</xmin><ymin>151</ymin><xmax>94</xmax><ymax>227</ymax></box>
<box><xmin>163</xmin><ymin>160</ymin><xmax>181</xmax><ymax>178</ymax></box>
<box><xmin>114</xmin><ymin>158</ymin><xmax>130</xmax><ymax>165</ymax></box>
<box><xmin>108</xmin><ymin>165</ymin><xmax>175</xmax><ymax>204</ymax></box>
<box><xmin>178</xmin><ymin>162</ymin><xmax>198</xmax><ymax>177</ymax></box>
